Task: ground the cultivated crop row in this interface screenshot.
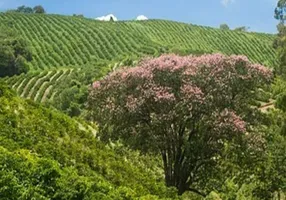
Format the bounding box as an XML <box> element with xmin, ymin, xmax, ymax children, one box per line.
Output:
<box><xmin>3</xmin><ymin>69</ymin><xmax>73</xmax><ymax>102</ymax></box>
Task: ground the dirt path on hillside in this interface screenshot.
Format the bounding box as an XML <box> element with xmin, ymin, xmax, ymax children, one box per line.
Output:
<box><xmin>259</xmin><ymin>101</ymin><xmax>275</xmax><ymax>113</ymax></box>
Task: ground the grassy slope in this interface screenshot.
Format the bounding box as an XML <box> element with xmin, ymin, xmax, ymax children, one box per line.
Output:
<box><xmin>0</xmin><ymin>13</ymin><xmax>277</xmax><ymax>71</ymax></box>
<box><xmin>0</xmin><ymin>84</ymin><xmax>177</xmax><ymax>199</ymax></box>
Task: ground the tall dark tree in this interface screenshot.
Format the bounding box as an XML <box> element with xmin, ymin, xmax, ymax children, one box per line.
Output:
<box><xmin>0</xmin><ymin>25</ymin><xmax>32</xmax><ymax>77</ymax></box>
<box><xmin>234</xmin><ymin>26</ymin><xmax>249</xmax><ymax>32</ymax></box>
<box><xmin>33</xmin><ymin>5</ymin><xmax>45</xmax><ymax>14</ymax></box>
<box><xmin>275</xmin><ymin>0</ymin><xmax>286</xmax><ymax>23</ymax></box>
<box><xmin>219</xmin><ymin>23</ymin><xmax>230</xmax><ymax>30</ymax></box>
<box><xmin>274</xmin><ymin>0</ymin><xmax>286</xmax><ymax>76</ymax></box>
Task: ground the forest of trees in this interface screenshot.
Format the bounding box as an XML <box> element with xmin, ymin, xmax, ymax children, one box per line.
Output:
<box><xmin>7</xmin><ymin>5</ymin><xmax>46</xmax><ymax>14</ymax></box>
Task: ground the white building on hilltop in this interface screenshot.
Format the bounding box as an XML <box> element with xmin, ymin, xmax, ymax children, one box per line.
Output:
<box><xmin>136</xmin><ymin>15</ymin><xmax>148</xmax><ymax>21</ymax></box>
<box><xmin>95</xmin><ymin>14</ymin><xmax>118</xmax><ymax>21</ymax></box>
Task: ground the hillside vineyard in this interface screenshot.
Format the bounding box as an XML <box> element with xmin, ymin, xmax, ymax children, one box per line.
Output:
<box><xmin>0</xmin><ymin>13</ymin><xmax>278</xmax><ymax>105</ymax></box>
<box><xmin>0</xmin><ymin>13</ymin><xmax>277</xmax><ymax>70</ymax></box>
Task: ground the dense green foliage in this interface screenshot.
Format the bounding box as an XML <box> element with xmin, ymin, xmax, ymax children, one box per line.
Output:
<box><xmin>275</xmin><ymin>0</ymin><xmax>286</xmax><ymax>22</ymax></box>
<box><xmin>0</xmin><ymin>84</ymin><xmax>178</xmax><ymax>199</ymax></box>
<box><xmin>7</xmin><ymin>5</ymin><xmax>46</xmax><ymax>14</ymax></box>
<box><xmin>0</xmin><ymin>24</ymin><xmax>32</xmax><ymax>77</ymax></box>
<box><xmin>33</xmin><ymin>5</ymin><xmax>46</xmax><ymax>14</ymax></box>
<box><xmin>51</xmin><ymin>64</ymin><xmax>110</xmax><ymax>117</ymax></box>
<box><xmin>273</xmin><ymin>0</ymin><xmax>286</xmax><ymax>78</ymax></box>
<box><xmin>0</xmin><ymin>13</ymin><xmax>277</xmax><ymax>71</ymax></box>
<box><xmin>234</xmin><ymin>26</ymin><xmax>249</xmax><ymax>32</ymax></box>
<box><xmin>219</xmin><ymin>24</ymin><xmax>230</xmax><ymax>30</ymax></box>
<box><xmin>13</xmin><ymin>5</ymin><xmax>33</xmax><ymax>13</ymax></box>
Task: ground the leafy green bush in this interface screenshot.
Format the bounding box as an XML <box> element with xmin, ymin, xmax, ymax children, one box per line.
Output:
<box><xmin>0</xmin><ymin>84</ymin><xmax>178</xmax><ymax>199</ymax></box>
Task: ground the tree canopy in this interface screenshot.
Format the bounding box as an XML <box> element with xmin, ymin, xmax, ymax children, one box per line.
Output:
<box><xmin>273</xmin><ymin>0</ymin><xmax>286</xmax><ymax>77</ymax></box>
<box><xmin>275</xmin><ymin>0</ymin><xmax>286</xmax><ymax>23</ymax></box>
<box><xmin>219</xmin><ymin>24</ymin><xmax>230</xmax><ymax>30</ymax></box>
<box><xmin>0</xmin><ymin>24</ymin><xmax>32</xmax><ymax>77</ymax></box>
<box><xmin>33</xmin><ymin>5</ymin><xmax>46</xmax><ymax>14</ymax></box>
<box><xmin>7</xmin><ymin>5</ymin><xmax>46</xmax><ymax>14</ymax></box>
<box><xmin>88</xmin><ymin>54</ymin><xmax>272</xmax><ymax>196</ymax></box>
<box><xmin>14</xmin><ymin>5</ymin><xmax>33</xmax><ymax>13</ymax></box>
<box><xmin>234</xmin><ymin>26</ymin><xmax>249</xmax><ymax>32</ymax></box>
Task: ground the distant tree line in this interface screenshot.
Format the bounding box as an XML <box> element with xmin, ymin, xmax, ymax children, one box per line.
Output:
<box><xmin>72</xmin><ymin>14</ymin><xmax>84</xmax><ymax>18</ymax></box>
<box><xmin>7</xmin><ymin>5</ymin><xmax>46</xmax><ymax>14</ymax></box>
<box><xmin>219</xmin><ymin>23</ymin><xmax>249</xmax><ymax>32</ymax></box>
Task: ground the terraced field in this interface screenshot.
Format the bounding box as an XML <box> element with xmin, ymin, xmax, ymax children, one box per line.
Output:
<box><xmin>4</xmin><ymin>69</ymin><xmax>74</xmax><ymax>103</ymax></box>
<box><xmin>0</xmin><ymin>13</ymin><xmax>277</xmax><ymax>71</ymax></box>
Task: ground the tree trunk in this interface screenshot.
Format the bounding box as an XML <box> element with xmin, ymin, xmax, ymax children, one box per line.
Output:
<box><xmin>161</xmin><ymin>127</ymin><xmax>206</xmax><ymax>197</ymax></box>
<box><xmin>161</xmin><ymin>148</ymin><xmax>192</xmax><ymax>195</ymax></box>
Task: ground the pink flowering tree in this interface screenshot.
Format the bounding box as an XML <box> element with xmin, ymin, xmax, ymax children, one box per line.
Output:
<box><xmin>88</xmin><ymin>54</ymin><xmax>272</xmax><ymax>196</ymax></box>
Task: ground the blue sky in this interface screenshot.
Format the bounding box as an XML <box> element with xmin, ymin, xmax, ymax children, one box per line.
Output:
<box><xmin>0</xmin><ymin>0</ymin><xmax>279</xmax><ymax>33</ymax></box>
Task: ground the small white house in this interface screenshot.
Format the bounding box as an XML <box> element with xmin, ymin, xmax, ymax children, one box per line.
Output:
<box><xmin>136</xmin><ymin>15</ymin><xmax>148</xmax><ymax>21</ymax></box>
<box><xmin>95</xmin><ymin>14</ymin><xmax>118</xmax><ymax>21</ymax></box>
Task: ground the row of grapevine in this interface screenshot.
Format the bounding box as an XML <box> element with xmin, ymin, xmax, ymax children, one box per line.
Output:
<box><xmin>11</xmin><ymin>74</ymin><xmax>25</xmax><ymax>89</ymax></box>
<box><xmin>17</xmin><ymin>72</ymin><xmax>39</xmax><ymax>96</ymax></box>
<box><xmin>35</xmin><ymin>70</ymin><xmax>63</xmax><ymax>103</ymax></box>
<box><xmin>28</xmin><ymin>70</ymin><xmax>57</xmax><ymax>100</ymax></box>
<box><xmin>47</xmin><ymin>69</ymin><xmax>72</xmax><ymax>101</ymax></box>
<box><xmin>3</xmin><ymin>69</ymin><xmax>74</xmax><ymax>103</ymax></box>
<box><xmin>125</xmin><ymin>20</ymin><xmax>277</xmax><ymax>66</ymax></box>
<box><xmin>22</xmin><ymin>71</ymin><xmax>49</xmax><ymax>98</ymax></box>
<box><xmin>38</xmin><ymin>71</ymin><xmax>65</xmax><ymax>102</ymax></box>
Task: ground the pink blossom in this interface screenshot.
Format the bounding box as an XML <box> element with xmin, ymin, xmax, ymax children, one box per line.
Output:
<box><xmin>229</xmin><ymin>55</ymin><xmax>249</xmax><ymax>63</ymax></box>
<box><xmin>126</xmin><ymin>95</ymin><xmax>143</xmax><ymax>112</ymax></box>
<box><xmin>220</xmin><ymin>109</ymin><xmax>246</xmax><ymax>133</ymax></box>
<box><xmin>152</xmin><ymin>86</ymin><xmax>175</xmax><ymax>102</ymax></box>
<box><xmin>140</xmin><ymin>54</ymin><xmax>191</xmax><ymax>72</ymax></box>
<box><xmin>92</xmin><ymin>81</ymin><xmax>101</xmax><ymax>89</ymax></box>
<box><xmin>90</xmin><ymin>53</ymin><xmax>271</xmax><ymax>137</ymax></box>
<box><xmin>250</xmin><ymin>64</ymin><xmax>273</xmax><ymax>80</ymax></box>
<box><xmin>180</xmin><ymin>84</ymin><xmax>204</xmax><ymax>102</ymax></box>
<box><xmin>120</xmin><ymin>66</ymin><xmax>153</xmax><ymax>79</ymax></box>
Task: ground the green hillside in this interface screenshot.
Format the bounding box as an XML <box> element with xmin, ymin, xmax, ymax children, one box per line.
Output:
<box><xmin>0</xmin><ymin>13</ymin><xmax>279</xmax><ymax>109</ymax></box>
<box><xmin>0</xmin><ymin>84</ymin><xmax>177</xmax><ymax>199</ymax></box>
<box><xmin>0</xmin><ymin>13</ymin><xmax>277</xmax><ymax>71</ymax></box>
<box><xmin>0</xmin><ymin>8</ymin><xmax>285</xmax><ymax>199</ymax></box>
